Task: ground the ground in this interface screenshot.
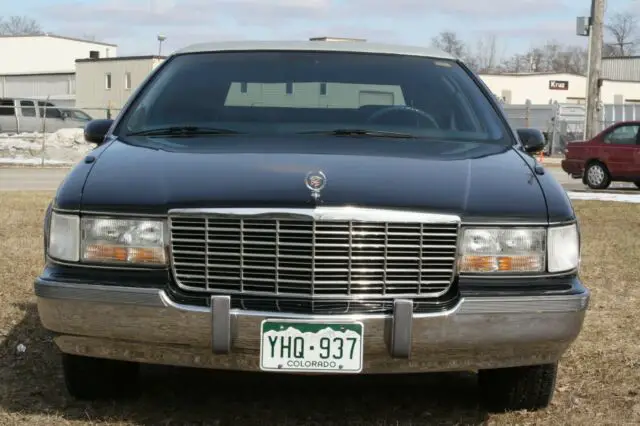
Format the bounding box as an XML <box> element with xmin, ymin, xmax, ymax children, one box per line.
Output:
<box><xmin>0</xmin><ymin>191</ymin><xmax>638</xmax><ymax>425</ymax></box>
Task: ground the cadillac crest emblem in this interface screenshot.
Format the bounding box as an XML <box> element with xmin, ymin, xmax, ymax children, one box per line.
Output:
<box><xmin>305</xmin><ymin>171</ymin><xmax>326</xmax><ymax>201</ymax></box>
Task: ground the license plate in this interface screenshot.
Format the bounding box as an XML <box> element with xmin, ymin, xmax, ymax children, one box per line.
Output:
<box><xmin>259</xmin><ymin>320</ymin><xmax>364</xmax><ymax>373</ymax></box>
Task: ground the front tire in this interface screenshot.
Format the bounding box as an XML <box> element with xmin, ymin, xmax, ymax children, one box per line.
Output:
<box><xmin>62</xmin><ymin>353</ymin><xmax>140</xmax><ymax>400</ymax></box>
<box><xmin>584</xmin><ymin>162</ymin><xmax>611</xmax><ymax>189</ymax></box>
<box><xmin>478</xmin><ymin>363</ymin><xmax>558</xmax><ymax>412</ymax></box>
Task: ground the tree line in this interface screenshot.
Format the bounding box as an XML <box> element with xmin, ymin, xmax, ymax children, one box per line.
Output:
<box><xmin>3</xmin><ymin>11</ymin><xmax>640</xmax><ymax>75</ymax></box>
<box><xmin>432</xmin><ymin>11</ymin><xmax>639</xmax><ymax>75</ymax></box>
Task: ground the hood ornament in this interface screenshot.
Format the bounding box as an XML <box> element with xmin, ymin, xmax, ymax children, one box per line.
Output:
<box><xmin>305</xmin><ymin>171</ymin><xmax>327</xmax><ymax>203</ymax></box>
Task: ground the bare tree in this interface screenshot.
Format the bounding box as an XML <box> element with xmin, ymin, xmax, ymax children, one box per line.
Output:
<box><xmin>605</xmin><ymin>11</ymin><xmax>638</xmax><ymax>56</ymax></box>
<box><xmin>499</xmin><ymin>40</ymin><xmax>588</xmax><ymax>75</ymax></box>
<box><xmin>430</xmin><ymin>31</ymin><xmax>467</xmax><ymax>59</ymax></box>
<box><xmin>469</xmin><ymin>34</ymin><xmax>505</xmax><ymax>73</ymax></box>
<box><xmin>0</xmin><ymin>15</ymin><xmax>44</xmax><ymax>36</ymax></box>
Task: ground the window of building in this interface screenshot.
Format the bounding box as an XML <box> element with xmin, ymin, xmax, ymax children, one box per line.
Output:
<box><xmin>124</xmin><ymin>72</ymin><xmax>132</xmax><ymax>90</ymax></box>
<box><xmin>320</xmin><ymin>83</ymin><xmax>327</xmax><ymax>95</ymax></box>
<box><xmin>20</xmin><ymin>100</ymin><xmax>36</xmax><ymax>117</ymax></box>
<box><xmin>566</xmin><ymin>97</ymin><xmax>586</xmax><ymax>105</ymax></box>
<box><xmin>286</xmin><ymin>81</ymin><xmax>293</xmax><ymax>94</ymax></box>
<box><xmin>105</xmin><ymin>73</ymin><xmax>112</xmax><ymax>90</ymax></box>
<box><xmin>240</xmin><ymin>82</ymin><xmax>248</xmax><ymax>93</ymax></box>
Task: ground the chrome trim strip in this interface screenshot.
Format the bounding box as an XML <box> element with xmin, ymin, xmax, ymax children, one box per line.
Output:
<box><xmin>462</xmin><ymin>221</ymin><xmax>550</xmax><ymax>226</ymax></box>
<box><xmin>47</xmin><ymin>256</ymin><xmax>167</xmax><ymax>271</ymax></box>
<box><xmin>167</xmin><ymin>207</ymin><xmax>462</xmax><ymax>224</ymax></box>
<box><xmin>52</xmin><ymin>207</ymin><xmax>575</xmax><ymax>228</ymax></box>
<box><xmin>34</xmin><ymin>279</ymin><xmax>590</xmax><ymax>317</ymax></box>
<box><xmin>462</xmin><ymin>220</ymin><xmax>577</xmax><ymax>226</ymax></box>
<box><xmin>53</xmin><ymin>207</ymin><xmax>80</xmax><ymax>214</ymax></box>
<box><xmin>79</xmin><ymin>210</ymin><xmax>169</xmax><ymax>218</ymax></box>
<box><xmin>34</xmin><ymin>281</ymin><xmax>165</xmax><ymax>306</ymax></box>
<box><xmin>391</xmin><ymin>299</ymin><xmax>413</xmax><ymax>358</ymax></box>
<box><xmin>460</xmin><ymin>269</ymin><xmax>580</xmax><ymax>280</ymax></box>
<box><xmin>211</xmin><ymin>295</ymin><xmax>231</xmax><ymax>354</ymax></box>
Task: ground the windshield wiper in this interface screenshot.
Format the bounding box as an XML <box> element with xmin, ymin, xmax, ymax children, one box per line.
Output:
<box><xmin>298</xmin><ymin>128</ymin><xmax>420</xmax><ymax>138</ymax></box>
<box><xmin>126</xmin><ymin>126</ymin><xmax>243</xmax><ymax>137</ymax></box>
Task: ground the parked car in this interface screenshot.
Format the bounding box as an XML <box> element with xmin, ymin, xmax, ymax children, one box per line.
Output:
<box><xmin>35</xmin><ymin>40</ymin><xmax>588</xmax><ymax>412</ymax></box>
<box><xmin>59</xmin><ymin>108</ymin><xmax>94</xmax><ymax>122</ymax></box>
<box><xmin>562</xmin><ymin>121</ymin><xmax>640</xmax><ymax>189</ymax></box>
<box><xmin>0</xmin><ymin>97</ymin><xmax>88</xmax><ymax>133</ymax></box>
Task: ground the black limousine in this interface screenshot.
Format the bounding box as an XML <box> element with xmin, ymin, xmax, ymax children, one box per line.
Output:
<box><xmin>35</xmin><ymin>40</ymin><xmax>589</xmax><ymax>412</ymax></box>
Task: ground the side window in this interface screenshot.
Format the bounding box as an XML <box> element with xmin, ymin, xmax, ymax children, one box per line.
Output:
<box><xmin>604</xmin><ymin>125</ymin><xmax>640</xmax><ymax>145</ymax></box>
<box><xmin>0</xmin><ymin>99</ymin><xmax>15</xmax><ymax>116</ymax></box>
<box><xmin>38</xmin><ymin>102</ymin><xmax>62</xmax><ymax>119</ymax></box>
<box><xmin>20</xmin><ymin>100</ymin><xmax>36</xmax><ymax>117</ymax></box>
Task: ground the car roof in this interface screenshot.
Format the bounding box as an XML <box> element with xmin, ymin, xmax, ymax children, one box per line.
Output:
<box><xmin>172</xmin><ymin>40</ymin><xmax>457</xmax><ymax>61</ymax></box>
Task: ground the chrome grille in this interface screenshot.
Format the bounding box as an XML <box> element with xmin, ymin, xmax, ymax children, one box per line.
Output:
<box><xmin>169</xmin><ymin>209</ymin><xmax>460</xmax><ymax>300</ymax></box>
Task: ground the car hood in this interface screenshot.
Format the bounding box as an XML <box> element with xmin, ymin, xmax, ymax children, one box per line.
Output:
<box><xmin>79</xmin><ymin>136</ymin><xmax>549</xmax><ymax>222</ymax></box>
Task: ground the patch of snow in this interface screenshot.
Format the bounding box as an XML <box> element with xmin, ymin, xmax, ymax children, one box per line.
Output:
<box><xmin>566</xmin><ymin>191</ymin><xmax>640</xmax><ymax>203</ymax></box>
<box><xmin>0</xmin><ymin>157</ymin><xmax>75</xmax><ymax>165</ymax></box>
<box><xmin>0</xmin><ymin>128</ymin><xmax>91</xmax><ymax>165</ymax></box>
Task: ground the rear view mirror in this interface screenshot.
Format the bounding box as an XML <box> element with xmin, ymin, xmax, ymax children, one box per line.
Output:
<box><xmin>516</xmin><ymin>128</ymin><xmax>546</xmax><ymax>154</ymax></box>
<box><xmin>84</xmin><ymin>119</ymin><xmax>114</xmax><ymax>145</ymax></box>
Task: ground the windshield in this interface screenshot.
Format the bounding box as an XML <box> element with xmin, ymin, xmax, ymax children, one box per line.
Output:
<box><xmin>114</xmin><ymin>50</ymin><xmax>512</xmax><ymax>144</ymax></box>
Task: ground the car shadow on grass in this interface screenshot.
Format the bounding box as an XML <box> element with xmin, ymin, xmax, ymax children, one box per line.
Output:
<box><xmin>1</xmin><ymin>303</ymin><xmax>490</xmax><ymax>425</ymax></box>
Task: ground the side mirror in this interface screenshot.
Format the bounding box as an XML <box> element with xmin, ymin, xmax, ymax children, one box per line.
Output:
<box><xmin>84</xmin><ymin>119</ymin><xmax>114</xmax><ymax>145</ymax></box>
<box><xmin>516</xmin><ymin>128</ymin><xmax>546</xmax><ymax>154</ymax></box>
<box><xmin>61</xmin><ymin>111</ymin><xmax>70</xmax><ymax>120</ymax></box>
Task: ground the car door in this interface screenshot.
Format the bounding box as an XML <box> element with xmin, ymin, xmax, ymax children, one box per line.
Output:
<box><xmin>601</xmin><ymin>123</ymin><xmax>640</xmax><ymax>179</ymax></box>
<box><xmin>17</xmin><ymin>100</ymin><xmax>41</xmax><ymax>133</ymax></box>
<box><xmin>38</xmin><ymin>101</ymin><xmax>66</xmax><ymax>132</ymax></box>
<box><xmin>0</xmin><ymin>99</ymin><xmax>18</xmax><ymax>133</ymax></box>
<box><xmin>634</xmin><ymin>131</ymin><xmax>640</xmax><ymax>178</ymax></box>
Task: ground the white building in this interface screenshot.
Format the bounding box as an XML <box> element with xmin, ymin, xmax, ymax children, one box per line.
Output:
<box><xmin>479</xmin><ymin>71</ymin><xmax>640</xmax><ymax>105</ymax></box>
<box><xmin>0</xmin><ymin>34</ymin><xmax>117</xmax><ymax>106</ymax></box>
<box><xmin>75</xmin><ymin>55</ymin><xmax>165</xmax><ymax>118</ymax></box>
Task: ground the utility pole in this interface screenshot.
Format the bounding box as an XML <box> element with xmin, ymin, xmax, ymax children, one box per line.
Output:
<box><xmin>585</xmin><ymin>0</ymin><xmax>605</xmax><ymax>140</ymax></box>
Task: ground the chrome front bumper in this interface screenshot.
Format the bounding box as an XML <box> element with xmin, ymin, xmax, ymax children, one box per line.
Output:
<box><xmin>34</xmin><ymin>278</ymin><xmax>590</xmax><ymax>374</ymax></box>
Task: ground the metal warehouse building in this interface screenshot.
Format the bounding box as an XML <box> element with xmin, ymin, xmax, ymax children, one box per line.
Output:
<box><xmin>0</xmin><ymin>34</ymin><xmax>117</xmax><ymax>106</ymax></box>
<box><xmin>602</xmin><ymin>56</ymin><xmax>640</xmax><ymax>81</ymax></box>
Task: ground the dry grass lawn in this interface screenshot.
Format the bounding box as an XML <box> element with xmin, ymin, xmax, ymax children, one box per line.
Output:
<box><xmin>0</xmin><ymin>191</ymin><xmax>639</xmax><ymax>425</ymax></box>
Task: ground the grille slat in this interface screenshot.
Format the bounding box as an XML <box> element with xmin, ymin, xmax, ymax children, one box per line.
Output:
<box><xmin>169</xmin><ymin>213</ymin><xmax>459</xmax><ymax>307</ymax></box>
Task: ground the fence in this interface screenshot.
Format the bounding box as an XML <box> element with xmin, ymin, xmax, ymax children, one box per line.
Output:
<box><xmin>0</xmin><ymin>105</ymin><xmax>122</xmax><ymax>166</ymax></box>
<box><xmin>1</xmin><ymin>100</ymin><xmax>638</xmax><ymax>166</ymax></box>
<box><xmin>502</xmin><ymin>101</ymin><xmax>640</xmax><ymax>155</ymax></box>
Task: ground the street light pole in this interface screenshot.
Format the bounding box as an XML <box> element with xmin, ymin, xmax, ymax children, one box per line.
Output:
<box><xmin>157</xmin><ymin>34</ymin><xmax>167</xmax><ymax>56</ymax></box>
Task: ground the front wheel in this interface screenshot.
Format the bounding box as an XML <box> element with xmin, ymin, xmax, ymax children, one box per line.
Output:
<box><xmin>478</xmin><ymin>363</ymin><xmax>558</xmax><ymax>412</ymax></box>
<box><xmin>62</xmin><ymin>353</ymin><xmax>140</xmax><ymax>400</ymax></box>
<box><xmin>584</xmin><ymin>162</ymin><xmax>611</xmax><ymax>189</ymax></box>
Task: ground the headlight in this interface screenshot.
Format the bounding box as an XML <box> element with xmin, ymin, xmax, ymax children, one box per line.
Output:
<box><xmin>48</xmin><ymin>212</ymin><xmax>80</xmax><ymax>262</ymax></box>
<box><xmin>458</xmin><ymin>224</ymin><xmax>580</xmax><ymax>274</ymax></box>
<box><xmin>81</xmin><ymin>217</ymin><xmax>166</xmax><ymax>265</ymax></box>
<box><xmin>547</xmin><ymin>224</ymin><xmax>580</xmax><ymax>273</ymax></box>
<box><xmin>459</xmin><ymin>227</ymin><xmax>546</xmax><ymax>273</ymax></box>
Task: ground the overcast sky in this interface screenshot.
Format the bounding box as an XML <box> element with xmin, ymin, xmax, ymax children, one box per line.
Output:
<box><xmin>6</xmin><ymin>0</ymin><xmax>636</xmax><ymax>57</ymax></box>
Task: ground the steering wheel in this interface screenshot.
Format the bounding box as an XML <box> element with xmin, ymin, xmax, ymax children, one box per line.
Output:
<box><xmin>366</xmin><ymin>105</ymin><xmax>440</xmax><ymax>129</ymax></box>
